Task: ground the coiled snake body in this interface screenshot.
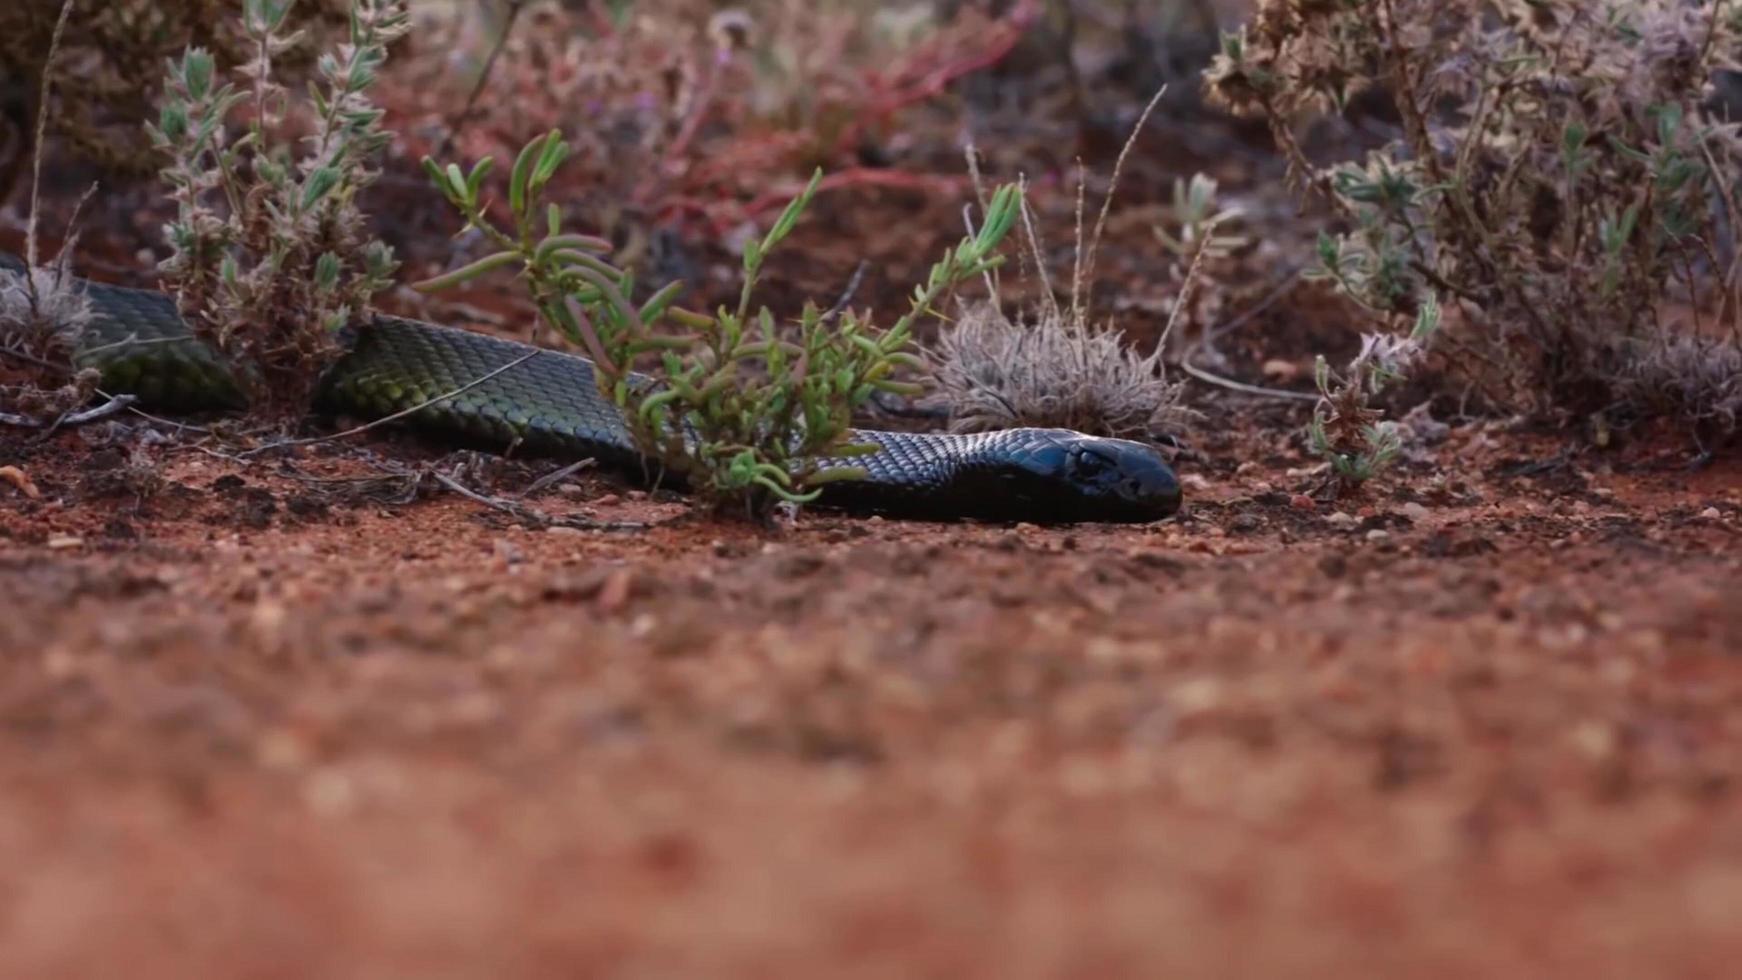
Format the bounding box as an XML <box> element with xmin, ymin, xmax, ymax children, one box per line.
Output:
<box><xmin>3</xmin><ymin>254</ymin><xmax>1181</xmax><ymax>523</ymax></box>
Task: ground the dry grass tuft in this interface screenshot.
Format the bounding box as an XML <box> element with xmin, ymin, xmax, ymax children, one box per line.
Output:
<box><xmin>0</xmin><ymin>252</ymin><xmax>90</xmax><ymax>362</ymax></box>
<box><xmin>933</xmin><ymin>301</ymin><xmax>1189</xmax><ymax>439</ymax></box>
<box><xmin>931</xmin><ymin>84</ymin><xmax>1199</xmax><ymax>442</ymax></box>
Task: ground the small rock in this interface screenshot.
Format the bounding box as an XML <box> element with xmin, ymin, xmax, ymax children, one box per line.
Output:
<box><xmin>594</xmin><ymin>493</ymin><xmax>621</xmax><ymax>507</ymax></box>
<box><xmin>1289</xmin><ymin>494</ymin><xmax>1316</xmax><ymax>512</ymax></box>
<box><xmin>1326</xmin><ymin>511</ymin><xmax>1357</xmax><ymax>529</ymax></box>
<box><xmin>1700</xmin><ymin>507</ymin><xmax>1722</xmax><ymax>520</ymax></box>
<box><xmin>47</xmin><ymin>535</ymin><xmax>83</xmax><ymax>550</ymax></box>
<box><xmin>0</xmin><ymin>466</ymin><xmax>39</xmax><ymax>500</ymax></box>
<box><xmin>1400</xmin><ymin>502</ymin><xmax>1430</xmax><ymax>522</ymax></box>
<box><xmin>597</xmin><ymin>568</ymin><xmax>637</xmax><ymax>613</ymax></box>
<box><xmin>558</xmin><ymin>483</ymin><xmax>586</xmax><ymax>498</ymax></box>
<box><xmin>1260</xmin><ymin>358</ymin><xmax>1300</xmax><ymax>381</ymax></box>
<box><xmin>547</xmin><ymin>525</ymin><xmax>585</xmax><ymax>537</ymax></box>
<box><xmin>1366</xmin><ymin>529</ymin><xmax>1391</xmax><ymax>543</ymax></box>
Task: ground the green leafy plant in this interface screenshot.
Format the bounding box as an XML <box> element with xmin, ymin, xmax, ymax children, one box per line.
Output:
<box><xmin>418</xmin><ymin>129</ymin><xmax>1021</xmax><ymax>518</ymax></box>
<box><xmin>1207</xmin><ymin>0</ymin><xmax>1742</xmax><ymax>440</ymax></box>
<box><xmin>150</xmin><ymin>0</ymin><xmax>407</xmax><ymax>422</ymax></box>
<box><xmin>1308</xmin><ymin>294</ymin><xmax>1441</xmax><ymax>492</ymax></box>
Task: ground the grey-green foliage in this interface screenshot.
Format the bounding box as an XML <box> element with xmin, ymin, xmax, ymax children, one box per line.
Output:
<box><xmin>1208</xmin><ymin>0</ymin><xmax>1742</xmax><ymax>432</ymax></box>
<box><xmin>1308</xmin><ymin>294</ymin><xmax>1441</xmax><ymax>491</ymax></box>
<box><xmin>149</xmin><ymin>0</ymin><xmax>406</xmax><ymax>417</ymax></box>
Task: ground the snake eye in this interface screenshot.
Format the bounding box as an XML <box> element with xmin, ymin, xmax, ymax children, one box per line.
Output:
<box><xmin>1073</xmin><ymin>447</ymin><xmax>1112</xmax><ymax>479</ymax></box>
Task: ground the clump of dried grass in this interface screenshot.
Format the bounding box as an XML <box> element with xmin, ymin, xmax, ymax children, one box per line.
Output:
<box><xmin>933</xmin><ymin>301</ymin><xmax>1190</xmax><ymax>438</ymax></box>
<box><xmin>1</xmin><ymin>251</ymin><xmax>91</xmax><ymax>362</ymax></box>
<box><xmin>1615</xmin><ymin>336</ymin><xmax>1742</xmax><ymax>435</ymax></box>
<box><xmin>930</xmin><ymin>86</ymin><xmax>1200</xmax><ymax>442</ymax></box>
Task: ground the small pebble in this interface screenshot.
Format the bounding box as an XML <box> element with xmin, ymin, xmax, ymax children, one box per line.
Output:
<box><xmin>597</xmin><ymin>568</ymin><xmax>637</xmax><ymax>612</ymax></box>
<box><xmin>47</xmin><ymin>535</ymin><xmax>84</xmax><ymax>550</ymax></box>
<box><xmin>1700</xmin><ymin>507</ymin><xmax>1722</xmax><ymax>520</ymax></box>
<box><xmin>1289</xmin><ymin>494</ymin><xmax>1316</xmax><ymax>512</ymax></box>
<box><xmin>492</xmin><ymin>538</ymin><xmax>524</xmax><ymax>566</ymax></box>
<box><xmin>0</xmin><ymin>466</ymin><xmax>39</xmax><ymax>499</ymax></box>
<box><xmin>1400</xmin><ymin>502</ymin><xmax>1429</xmax><ymax>521</ymax></box>
<box><xmin>1366</xmin><ymin>529</ymin><xmax>1391</xmax><ymax>543</ymax></box>
<box><xmin>1326</xmin><ymin>512</ymin><xmax>1356</xmax><ymax>529</ymax></box>
<box><xmin>547</xmin><ymin>525</ymin><xmax>585</xmax><ymax>537</ymax></box>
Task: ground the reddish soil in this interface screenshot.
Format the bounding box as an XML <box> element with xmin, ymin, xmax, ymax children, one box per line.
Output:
<box><xmin>4</xmin><ymin>9</ymin><xmax>1742</xmax><ymax>972</ymax></box>
<box><xmin>3</xmin><ymin>401</ymin><xmax>1739</xmax><ymax>978</ymax></box>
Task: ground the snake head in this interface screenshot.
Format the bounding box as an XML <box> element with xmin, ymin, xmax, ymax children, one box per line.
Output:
<box><xmin>995</xmin><ymin>430</ymin><xmax>1183</xmax><ymax>523</ymax></box>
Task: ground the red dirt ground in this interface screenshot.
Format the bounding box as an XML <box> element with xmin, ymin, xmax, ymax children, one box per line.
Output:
<box><xmin>3</xmin><ymin>396</ymin><xmax>1739</xmax><ymax>977</ymax></box>
<box><xmin>4</xmin><ymin>11</ymin><xmax>1742</xmax><ymax>970</ymax></box>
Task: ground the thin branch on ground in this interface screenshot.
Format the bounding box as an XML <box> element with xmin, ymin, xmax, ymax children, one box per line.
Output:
<box><xmin>2</xmin><ymin>395</ymin><xmax>134</xmax><ymax>429</ymax></box>
<box><xmin>0</xmin><ymin>347</ymin><xmax>207</xmax><ymax>433</ymax></box>
<box><xmin>522</xmin><ymin>457</ymin><xmax>597</xmax><ymax>497</ymax></box>
<box><xmin>75</xmin><ymin>334</ymin><xmax>200</xmax><ymax>357</ymax></box>
<box><xmin>429</xmin><ymin>468</ymin><xmax>648</xmax><ymax>532</ymax></box>
<box><xmin>1177</xmin><ymin>267</ymin><xmax>1316</xmax><ymax>403</ymax></box>
<box><xmin>238</xmin><ymin>348</ymin><xmax>542</xmax><ymax>457</ymax></box>
<box><xmin>43</xmin><ymin>394</ymin><xmax>137</xmax><ymax>431</ymax></box>
<box><xmin>1178</xmin><ymin>354</ymin><xmax>1319</xmax><ymax>403</ymax></box>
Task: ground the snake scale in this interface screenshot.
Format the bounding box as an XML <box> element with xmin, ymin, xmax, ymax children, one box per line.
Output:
<box><xmin>1</xmin><ymin>253</ymin><xmax>1182</xmax><ymax>523</ymax></box>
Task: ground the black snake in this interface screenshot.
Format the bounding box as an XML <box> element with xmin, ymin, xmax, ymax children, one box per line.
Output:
<box><xmin>2</xmin><ymin>253</ymin><xmax>1182</xmax><ymax>523</ymax></box>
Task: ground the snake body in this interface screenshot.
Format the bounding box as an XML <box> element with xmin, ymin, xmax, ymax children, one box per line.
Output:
<box><xmin>3</xmin><ymin>254</ymin><xmax>1182</xmax><ymax>523</ymax></box>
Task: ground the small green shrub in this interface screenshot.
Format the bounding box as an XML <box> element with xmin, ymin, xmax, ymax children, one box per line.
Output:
<box><xmin>1308</xmin><ymin>293</ymin><xmax>1440</xmax><ymax>493</ymax></box>
<box><xmin>418</xmin><ymin>130</ymin><xmax>1020</xmax><ymax>518</ymax></box>
<box><xmin>151</xmin><ymin>0</ymin><xmax>406</xmax><ymax>422</ymax></box>
<box><xmin>1207</xmin><ymin>0</ymin><xmax>1742</xmax><ymax>438</ymax></box>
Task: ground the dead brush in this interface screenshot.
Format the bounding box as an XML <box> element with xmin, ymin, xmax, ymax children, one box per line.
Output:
<box><xmin>1207</xmin><ymin>0</ymin><xmax>1742</xmax><ymax>442</ymax></box>
<box><xmin>932</xmin><ymin>87</ymin><xmax>1201</xmax><ymax>442</ymax></box>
